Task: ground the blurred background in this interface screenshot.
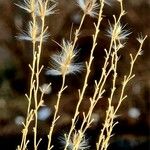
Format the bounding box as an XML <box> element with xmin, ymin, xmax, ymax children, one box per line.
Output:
<box><xmin>0</xmin><ymin>0</ymin><xmax>149</xmax><ymax>149</ymax></box>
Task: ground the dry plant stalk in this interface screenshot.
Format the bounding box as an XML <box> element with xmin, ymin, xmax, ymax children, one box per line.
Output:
<box><xmin>96</xmin><ymin>1</ymin><xmax>147</xmax><ymax>149</ymax></box>
<box><xmin>47</xmin><ymin>6</ymin><xmax>86</xmax><ymax>150</ymax></box>
<box><xmin>64</xmin><ymin>0</ymin><xmax>106</xmax><ymax>149</ymax></box>
<box><xmin>16</xmin><ymin>0</ymin><xmax>56</xmax><ymax>150</ymax></box>
<box><xmin>15</xmin><ymin>0</ymin><xmax>147</xmax><ymax>150</ymax></box>
<box><xmin>96</xmin><ymin>35</ymin><xmax>147</xmax><ymax>150</ymax></box>
<box><xmin>62</xmin><ymin>0</ymin><xmax>147</xmax><ymax>150</ymax></box>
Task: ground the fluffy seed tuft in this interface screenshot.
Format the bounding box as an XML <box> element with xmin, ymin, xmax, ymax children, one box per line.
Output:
<box><xmin>59</xmin><ymin>133</ymin><xmax>90</xmax><ymax>150</ymax></box>
<box><xmin>136</xmin><ymin>33</ymin><xmax>145</xmax><ymax>44</ymax></box>
<box><xmin>17</xmin><ymin>21</ymin><xmax>49</xmax><ymax>42</ymax></box>
<box><xmin>77</xmin><ymin>0</ymin><xmax>99</xmax><ymax>17</ymax></box>
<box><xmin>46</xmin><ymin>39</ymin><xmax>83</xmax><ymax>76</ymax></box>
<box><xmin>15</xmin><ymin>0</ymin><xmax>37</xmax><ymax>13</ymax></box>
<box><xmin>106</xmin><ymin>22</ymin><xmax>131</xmax><ymax>41</ymax></box>
<box><xmin>36</xmin><ymin>0</ymin><xmax>57</xmax><ymax>17</ymax></box>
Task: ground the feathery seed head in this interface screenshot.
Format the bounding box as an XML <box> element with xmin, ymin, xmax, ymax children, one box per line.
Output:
<box><xmin>77</xmin><ymin>0</ymin><xmax>99</xmax><ymax>17</ymax></box>
<box><xmin>17</xmin><ymin>21</ymin><xmax>39</xmax><ymax>42</ymax></box>
<box><xmin>59</xmin><ymin>133</ymin><xmax>90</xmax><ymax>150</ymax></box>
<box><xmin>136</xmin><ymin>33</ymin><xmax>145</xmax><ymax>44</ymax></box>
<box><xmin>46</xmin><ymin>39</ymin><xmax>83</xmax><ymax>76</ymax></box>
<box><xmin>106</xmin><ymin>22</ymin><xmax>131</xmax><ymax>41</ymax></box>
<box><xmin>36</xmin><ymin>0</ymin><xmax>57</xmax><ymax>18</ymax></box>
<box><xmin>17</xmin><ymin>21</ymin><xmax>49</xmax><ymax>42</ymax></box>
<box><xmin>15</xmin><ymin>0</ymin><xmax>36</xmax><ymax>13</ymax></box>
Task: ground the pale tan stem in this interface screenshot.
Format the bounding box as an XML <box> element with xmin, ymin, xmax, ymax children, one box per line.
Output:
<box><xmin>114</xmin><ymin>36</ymin><xmax>147</xmax><ymax>114</ymax></box>
<box><xmin>96</xmin><ymin>1</ymin><xmax>125</xmax><ymax>149</ymax></box>
<box><xmin>72</xmin><ymin>14</ymin><xmax>86</xmax><ymax>49</ymax></box>
<box><xmin>47</xmin><ymin>74</ymin><xmax>66</xmax><ymax>150</ymax></box>
<box><xmin>62</xmin><ymin>14</ymin><xmax>86</xmax><ymax>150</ymax></box>
<box><xmin>65</xmin><ymin>0</ymin><xmax>105</xmax><ymax>149</ymax></box>
<box><xmin>33</xmin><ymin>8</ymin><xmax>47</xmax><ymax>149</ymax></box>
<box><xmin>18</xmin><ymin>1</ymin><xmax>38</xmax><ymax>149</ymax></box>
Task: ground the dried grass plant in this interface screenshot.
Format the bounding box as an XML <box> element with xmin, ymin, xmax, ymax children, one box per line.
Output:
<box><xmin>15</xmin><ymin>0</ymin><xmax>147</xmax><ymax>150</ymax></box>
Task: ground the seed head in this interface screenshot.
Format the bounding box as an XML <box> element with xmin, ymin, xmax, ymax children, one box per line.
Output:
<box><xmin>59</xmin><ymin>133</ymin><xmax>90</xmax><ymax>150</ymax></box>
<box><xmin>36</xmin><ymin>0</ymin><xmax>57</xmax><ymax>17</ymax></box>
<box><xmin>17</xmin><ymin>21</ymin><xmax>49</xmax><ymax>42</ymax></box>
<box><xmin>46</xmin><ymin>39</ymin><xmax>83</xmax><ymax>76</ymax></box>
<box><xmin>106</xmin><ymin>22</ymin><xmax>131</xmax><ymax>41</ymax></box>
<box><xmin>136</xmin><ymin>33</ymin><xmax>145</xmax><ymax>44</ymax></box>
<box><xmin>77</xmin><ymin>0</ymin><xmax>99</xmax><ymax>17</ymax></box>
<box><xmin>15</xmin><ymin>0</ymin><xmax>37</xmax><ymax>13</ymax></box>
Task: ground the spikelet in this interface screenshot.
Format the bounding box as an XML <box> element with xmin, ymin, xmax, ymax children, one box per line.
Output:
<box><xmin>17</xmin><ymin>21</ymin><xmax>49</xmax><ymax>42</ymax></box>
<box><xmin>46</xmin><ymin>39</ymin><xmax>83</xmax><ymax>76</ymax></box>
<box><xmin>106</xmin><ymin>22</ymin><xmax>131</xmax><ymax>41</ymax></box>
<box><xmin>15</xmin><ymin>0</ymin><xmax>37</xmax><ymax>13</ymax></box>
<box><xmin>36</xmin><ymin>0</ymin><xmax>57</xmax><ymax>18</ymax></box>
<box><xmin>77</xmin><ymin>0</ymin><xmax>99</xmax><ymax>17</ymax></box>
<box><xmin>59</xmin><ymin>133</ymin><xmax>90</xmax><ymax>150</ymax></box>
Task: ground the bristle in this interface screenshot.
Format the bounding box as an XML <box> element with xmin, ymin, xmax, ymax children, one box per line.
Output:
<box><xmin>47</xmin><ymin>39</ymin><xmax>83</xmax><ymax>76</ymax></box>
<box><xmin>106</xmin><ymin>22</ymin><xmax>131</xmax><ymax>41</ymax></box>
<box><xmin>77</xmin><ymin>0</ymin><xmax>99</xmax><ymax>17</ymax></box>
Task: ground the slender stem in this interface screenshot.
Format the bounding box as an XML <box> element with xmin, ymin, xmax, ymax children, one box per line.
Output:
<box><xmin>114</xmin><ymin>36</ymin><xmax>147</xmax><ymax>114</ymax></box>
<box><xmin>18</xmin><ymin>1</ymin><xmax>37</xmax><ymax>149</ymax></box>
<box><xmin>61</xmin><ymin>14</ymin><xmax>86</xmax><ymax>150</ymax></box>
<box><xmin>65</xmin><ymin>1</ymin><xmax>105</xmax><ymax>149</ymax></box>
<box><xmin>72</xmin><ymin>14</ymin><xmax>86</xmax><ymax>48</ymax></box>
<box><xmin>47</xmin><ymin>9</ymin><xmax>86</xmax><ymax>150</ymax></box>
<box><xmin>33</xmin><ymin>7</ymin><xmax>47</xmax><ymax>149</ymax></box>
<box><xmin>47</xmin><ymin>74</ymin><xmax>66</xmax><ymax>150</ymax></box>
